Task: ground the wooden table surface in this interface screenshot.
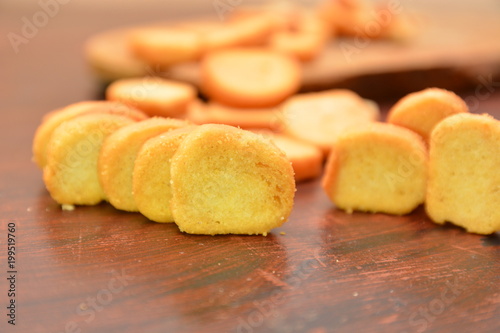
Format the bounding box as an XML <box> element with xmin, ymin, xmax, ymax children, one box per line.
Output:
<box><xmin>1</xmin><ymin>2</ymin><xmax>499</xmax><ymax>333</ymax></box>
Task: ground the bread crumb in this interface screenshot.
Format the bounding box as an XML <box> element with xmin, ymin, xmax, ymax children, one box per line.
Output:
<box><xmin>62</xmin><ymin>204</ymin><xmax>75</xmax><ymax>211</ymax></box>
<box><xmin>280</xmin><ymin>231</ymin><xmax>286</xmax><ymax>235</ymax></box>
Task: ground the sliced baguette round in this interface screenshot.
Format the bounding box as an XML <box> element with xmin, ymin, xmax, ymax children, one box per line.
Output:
<box><xmin>106</xmin><ymin>77</ymin><xmax>196</xmax><ymax>118</ymax></box>
<box><xmin>99</xmin><ymin>117</ymin><xmax>190</xmax><ymax>212</ymax></box>
<box><xmin>201</xmin><ymin>48</ymin><xmax>301</xmax><ymax>108</ymax></box>
<box><xmin>426</xmin><ymin>113</ymin><xmax>500</xmax><ymax>234</ymax></box>
<box><xmin>387</xmin><ymin>88</ymin><xmax>469</xmax><ymax>143</ymax></box>
<box><xmin>43</xmin><ymin>113</ymin><xmax>136</xmax><ymax>205</ymax></box>
<box><xmin>133</xmin><ymin>127</ymin><xmax>196</xmax><ymax>222</ymax></box>
<box><xmin>282</xmin><ymin>89</ymin><xmax>380</xmax><ymax>155</ymax></box>
<box><xmin>170</xmin><ymin>124</ymin><xmax>295</xmax><ymax>235</ymax></box>
<box><xmin>187</xmin><ymin>100</ymin><xmax>282</xmax><ymax>130</ymax></box>
<box><xmin>322</xmin><ymin>122</ymin><xmax>428</xmax><ymax>215</ymax></box>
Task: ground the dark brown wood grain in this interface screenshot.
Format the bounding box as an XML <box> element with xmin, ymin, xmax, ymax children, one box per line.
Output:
<box><xmin>0</xmin><ymin>2</ymin><xmax>499</xmax><ymax>333</ymax></box>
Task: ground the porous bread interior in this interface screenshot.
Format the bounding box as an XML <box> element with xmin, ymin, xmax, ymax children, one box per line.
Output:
<box><xmin>426</xmin><ymin>113</ymin><xmax>500</xmax><ymax>234</ymax></box>
<box><xmin>43</xmin><ymin>114</ymin><xmax>134</xmax><ymax>205</ymax></box>
<box><xmin>322</xmin><ymin>123</ymin><xmax>427</xmax><ymax>215</ymax></box>
<box><xmin>170</xmin><ymin>124</ymin><xmax>295</xmax><ymax>235</ymax></box>
<box><xmin>387</xmin><ymin>88</ymin><xmax>468</xmax><ymax>142</ymax></box>
<box><xmin>133</xmin><ymin>127</ymin><xmax>194</xmax><ymax>223</ymax></box>
<box><xmin>99</xmin><ymin>117</ymin><xmax>189</xmax><ymax>212</ymax></box>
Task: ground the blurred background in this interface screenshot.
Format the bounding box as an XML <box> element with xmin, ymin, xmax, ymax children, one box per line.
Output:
<box><xmin>2</xmin><ymin>0</ymin><xmax>500</xmax><ymax>113</ymax></box>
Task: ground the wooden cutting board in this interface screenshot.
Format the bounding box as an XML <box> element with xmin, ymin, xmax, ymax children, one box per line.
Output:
<box><xmin>297</xmin><ymin>0</ymin><xmax>500</xmax><ymax>97</ymax></box>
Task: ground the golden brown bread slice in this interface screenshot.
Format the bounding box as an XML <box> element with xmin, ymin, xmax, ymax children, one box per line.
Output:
<box><xmin>255</xmin><ymin>131</ymin><xmax>323</xmax><ymax>182</ymax></box>
<box><xmin>426</xmin><ymin>113</ymin><xmax>500</xmax><ymax>234</ymax></box>
<box><xmin>177</xmin><ymin>13</ymin><xmax>274</xmax><ymax>52</ymax></box>
<box><xmin>128</xmin><ymin>26</ymin><xmax>203</xmax><ymax>68</ymax></box>
<box><xmin>43</xmin><ymin>113</ymin><xmax>136</xmax><ymax>206</ymax></box>
<box><xmin>216</xmin><ymin>12</ymin><xmax>275</xmax><ymax>48</ymax></box>
<box><xmin>228</xmin><ymin>5</ymin><xmax>329</xmax><ymax>61</ymax></box>
<box><xmin>128</xmin><ymin>13</ymin><xmax>275</xmax><ymax>69</ymax></box>
<box><xmin>317</xmin><ymin>0</ymin><xmax>416</xmax><ymax>40</ymax></box>
<box><xmin>281</xmin><ymin>89</ymin><xmax>380</xmax><ymax>155</ymax></box>
<box><xmin>270</xmin><ymin>30</ymin><xmax>327</xmax><ymax>62</ymax></box>
<box><xmin>387</xmin><ymin>88</ymin><xmax>469</xmax><ymax>143</ymax></box>
<box><xmin>32</xmin><ymin>101</ymin><xmax>147</xmax><ymax>168</ymax></box>
<box><xmin>99</xmin><ymin>117</ymin><xmax>191</xmax><ymax>212</ymax></box>
<box><xmin>133</xmin><ymin>127</ymin><xmax>196</xmax><ymax>223</ymax></box>
<box><xmin>322</xmin><ymin>122</ymin><xmax>428</xmax><ymax>215</ymax></box>
<box><xmin>187</xmin><ymin>100</ymin><xmax>283</xmax><ymax>130</ymax></box>
<box><xmin>106</xmin><ymin>77</ymin><xmax>196</xmax><ymax>118</ymax></box>
<box><xmin>200</xmin><ymin>48</ymin><xmax>301</xmax><ymax>108</ymax></box>
<box><xmin>170</xmin><ymin>124</ymin><xmax>296</xmax><ymax>235</ymax></box>
<box><xmin>269</xmin><ymin>11</ymin><xmax>329</xmax><ymax>62</ymax></box>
